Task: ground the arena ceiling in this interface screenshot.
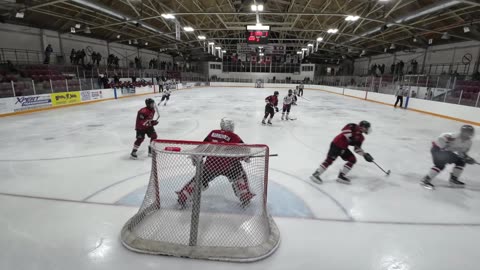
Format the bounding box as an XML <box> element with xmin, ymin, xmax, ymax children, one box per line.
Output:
<box><xmin>1</xmin><ymin>0</ymin><xmax>480</xmax><ymax>61</ymax></box>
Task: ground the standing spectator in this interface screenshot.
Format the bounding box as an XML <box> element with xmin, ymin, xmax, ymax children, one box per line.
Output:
<box><xmin>390</xmin><ymin>62</ymin><xmax>395</xmax><ymax>75</ymax></box>
<box><xmin>70</xmin><ymin>49</ymin><xmax>76</xmax><ymax>64</ymax></box>
<box><xmin>380</xmin><ymin>64</ymin><xmax>385</xmax><ymax>75</ymax></box>
<box><xmin>91</xmin><ymin>52</ymin><xmax>97</xmax><ymax>65</ymax></box>
<box><xmin>114</xmin><ymin>56</ymin><xmax>119</xmax><ymax>68</ymax></box>
<box><xmin>394</xmin><ymin>85</ymin><xmax>405</xmax><ymax>108</ymax></box>
<box><xmin>113</xmin><ymin>73</ymin><xmax>120</xmax><ymax>84</ymax></box>
<box><xmin>44</xmin><ymin>44</ymin><xmax>53</xmax><ymax>64</ymax></box>
<box><xmin>96</xmin><ymin>52</ymin><xmax>102</xmax><ymax>66</ymax></box>
<box><xmin>79</xmin><ymin>49</ymin><xmax>86</xmax><ymax>65</ymax></box>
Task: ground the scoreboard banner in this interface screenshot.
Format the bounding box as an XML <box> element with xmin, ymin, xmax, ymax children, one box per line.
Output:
<box><xmin>236</xmin><ymin>43</ymin><xmax>286</xmax><ymax>55</ymax></box>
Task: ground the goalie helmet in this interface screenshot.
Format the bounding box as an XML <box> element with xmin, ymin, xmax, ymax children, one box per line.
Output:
<box><xmin>145</xmin><ymin>98</ymin><xmax>155</xmax><ymax>108</ymax></box>
<box><xmin>274</xmin><ymin>91</ymin><xmax>279</xmax><ymax>96</ymax></box>
<box><xmin>460</xmin><ymin>125</ymin><xmax>474</xmax><ymax>140</ymax></box>
<box><xmin>220</xmin><ymin>117</ymin><xmax>235</xmax><ymax>132</ymax></box>
<box><xmin>359</xmin><ymin>120</ymin><xmax>372</xmax><ymax>135</ymax></box>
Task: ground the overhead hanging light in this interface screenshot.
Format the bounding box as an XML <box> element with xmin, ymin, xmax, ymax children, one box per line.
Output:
<box><xmin>345</xmin><ymin>15</ymin><xmax>360</xmax><ymax>22</ymax></box>
<box><xmin>75</xmin><ymin>23</ymin><xmax>81</xmax><ymax>29</ymax></box>
<box><xmin>441</xmin><ymin>32</ymin><xmax>450</xmax><ymax>40</ymax></box>
<box><xmin>301</xmin><ymin>48</ymin><xmax>308</xmax><ymax>51</ymax></box>
<box><xmin>389</xmin><ymin>43</ymin><xmax>396</xmax><ymax>49</ymax></box>
<box><xmin>161</xmin><ymin>14</ymin><xmax>175</xmax><ymax>19</ymax></box>
<box><xmin>116</xmin><ymin>34</ymin><xmax>121</xmax><ymax>39</ymax></box>
<box><xmin>307</xmin><ymin>44</ymin><xmax>313</xmax><ymax>47</ymax></box>
<box><xmin>15</xmin><ymin>11</ymin><xmax>25</xmax><ymax>19</ymax></box>
<box><xmin>184</xmin><ymin>26</ymin><xmax>194</xmax><ymax>32</ymax></box>
<box><xmin>84</xmin><ymin>26</ymin><xmax>91</xmax><ymax>34</ymax></box>
<box><xmin>464</xmin><ymin>26</ymin><xmax>470</xmax><ymax>33</ymax></box>
<box><xmin>145</xmin><ymin>42</ymin><xmax>148</xmax><ymax>45</ymax></box>
<box><xmin>198</xmin><ymin>35</ymin><xmax>206</xmax><ymax>40</ymax></box>
<box><xmin>221</xmin><ymin>50</ymin><xmax>226</xmax><ymax>53</ymax></box>
<box><xmin>316</xmin><ymin>37</ymin><xmax>323</xmax><ymax>41</ymax></box>
<box><xmin>327</xmin><ymin>28</ymin><xmax>339</xmax><ymax>34</ymax></box>
<box><xmin>208</xmin><ymin>42</ymin><xmax>214</xmax><ymax>45</ymax></box>
<box><xmin>297</xmin><ymin>51</ymin><xmax>302</xmax><ymax>54</ymax></box>
<box><xmin>128</xmin><ymin>40</ymin><xmax>132</xmax><ymax>44</ymax></box>
<box><xmin>70</xmin><ymin>27</ymin><xmax>76</xmax><ymax>33</ymax></box>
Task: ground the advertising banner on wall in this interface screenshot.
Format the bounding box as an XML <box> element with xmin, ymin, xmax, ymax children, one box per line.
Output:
<box><xmin>81</xmin><ymin>90</ymin><xmax>104</xmax><ymax>101</ymax></box>
<box><xmin>51</xmin><ymin>91</ymin><xmax>81</xmax><ymax>106</ymax></box>
<box><xmin>13</xmin><ymin>94</ymin><xmax>52</xmax><ymax>112</ymax></box>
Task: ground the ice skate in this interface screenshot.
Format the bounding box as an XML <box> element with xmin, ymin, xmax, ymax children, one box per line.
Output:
<box><xmin>130</xmin><ymin>149</ymin><xmax>138</xmax><ymax>159</ymax></box>
<box><xmin>281</xmin><ymin>114</ymin><xmax>285</xmax><ymax>120</ymax></box>
<box><xmin>336</xmin><ymin>173</ymin><xmax>351</xmax><ymax>185</ymax></box>
<box><xmin>449</xmin><ymin>175</ymin><xmax>465</xmax><ymax>188</ymax></box>
<box><xmin>310</xmin><ymin>171</ymin><xmax>323</xmax><ymax>184</ymax></box>
<box><xmin>420</xmin><ymin>176</ymin><xmax>434</xmax><ymax>190</ymax></box>
<box><xmin>261</xmin><ymin>119</ymin><xmax>266</xmax><ymax>125</ymax></box>
<box><xmin>267</xmin><ymin>120</ymin><xmax>272</xmax><ymax>125</ymax></box>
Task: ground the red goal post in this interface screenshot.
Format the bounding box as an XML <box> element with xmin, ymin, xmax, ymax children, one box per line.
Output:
<box><xmin>121</xmin><ymin>139</ymin><xmax>280</xmax><ymax>262</ymax></box>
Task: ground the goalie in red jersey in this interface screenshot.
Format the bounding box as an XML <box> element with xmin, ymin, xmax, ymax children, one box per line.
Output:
<box><xmin>176</xmin><ymin>118</ymin><xmax>255</xmax><ymax>207</ymax></box>
<box><xmin>130</xmin><ymin>98</ymin><xmax>158</xmax><ymax>159</ymax></box>
<box><xmin>311</xmin><ymin>121</ymin><xmax>374</xmax><ymax>184</ymax></box>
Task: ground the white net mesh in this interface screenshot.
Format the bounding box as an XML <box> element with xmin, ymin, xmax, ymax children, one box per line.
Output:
<box><xmin>121</xmin><ymin>140</ymin><xmax>280</xmax><ymax>262</ymax></box>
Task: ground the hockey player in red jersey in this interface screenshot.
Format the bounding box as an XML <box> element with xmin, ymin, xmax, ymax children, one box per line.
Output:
<box><xmin>421</xmin><ymin>125</ymin><xmax>476</xmax><ymax>189</ymax></box>
<box><xmin>262</xmin><ymin>91</ymin><xmax>279</xmax><ymax>125</ymax></box>
<box><xmin>311</xmin><ymin>121</ymin><xmax>374</xmax><ymax>184</ymax></box>
<box><xmin>176</xmin><ymin>118</ymin><xmax>255</xmax><ymax>207</ymax></box>
<box><xmin>130</xmin><ymin>98</ymin><xmax>158</xmax><ymax>159</ymax></box>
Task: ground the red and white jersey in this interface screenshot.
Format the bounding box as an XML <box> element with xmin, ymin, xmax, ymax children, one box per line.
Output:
<box><xmin>203</xmin><ymin>129</ymin><xmax>244</xmax><ymax>144</ymax></box>
<box><xmin>332</xmin><ymin>123</ymin><xmax>365</xmax><ymax>155</ymax></box>
<box><xmin>283</xmin><ymin>94</ymin><xmax>295</xmax><ymax>105</ymax></box>
<box><xmin>433</xmin><ymin>132</ymin><xmax>471</xmax><ymax>155</ymax></box>
<box><xmin>203</xmin><ymin>130</ymin><xmax>245</xmax><ymax>172</ymax></box>
<box><xmin>265</xmin><ymin>95</ymin><xmax>278</xmax><ymax>107</ymax></box>
<box><xmin>135</xmin><ymin>107</ymin><xmax>156</xmax><ymax>131</ymax></box>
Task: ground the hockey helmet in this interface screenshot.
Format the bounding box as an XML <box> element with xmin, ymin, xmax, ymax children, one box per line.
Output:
<box><xmin>220</xmin><ymin>117</ymin><xmax>235</xmax><ymax>132</ymax></box>
<box><xmin>145</xmin><ymin>98</ymin><xmax>155</xmax><ymax>108</ymax></box>
<box><xmin>359</xmin><ymin>120</ymin><xmax>372</xmax><ymax>134</ymax></box>
<box><xmin>460</xmin><ymin>125</ymin><xmax>474</xmax><ymax>140</ymax></box>
<box><xmin>274</xmin><ymin>91</ymin><xmax>279</xmax><ymax>96</ymax></box>
<box><xmin>288</xmin><ymin>89</ymin><xmax>293</xmax><ymax>94</ymax></box>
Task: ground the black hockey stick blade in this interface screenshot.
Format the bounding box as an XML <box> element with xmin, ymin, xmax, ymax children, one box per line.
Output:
<box><xmin>300</xmin><ymin>96</ymin><xmax>310</xmax><ymax>101</ymax></box>
<box><xmin>373</xmin><ymin>161</ymin><xmax>391</xmax><ymax>176</ymax></box>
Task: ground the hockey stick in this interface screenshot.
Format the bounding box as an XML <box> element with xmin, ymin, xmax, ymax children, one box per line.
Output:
<box><xmin>153</xmin><ymin>102</ymin><xmax>160</xmax><ymax>121</ymax></box>
<box><xmin>373</xmin><ymin>161</ymin><xmax>391</xmax><ymax>175</ymax></box>
<box><xmin>300</xmin><ymin>96</ymin><xmax>310</xmax><ymax>101</ymax></box>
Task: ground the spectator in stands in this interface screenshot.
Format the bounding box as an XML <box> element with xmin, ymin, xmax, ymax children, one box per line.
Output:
<box><xmin>114</xmin><ymin>56</ymin><xmax>119</xmax><ymax>68</ymax></box>
<box><xmin>91</xmin><ymin>52</ymin><xmax>97</xmax><ymax>65</ymax></box>
<box><xmin>80</xmin><ymin>49</ymin><xmax>86</xmax><ymax>65</ymax></box>
<box><xmin>390</xmin><ymin>62</ymin><xmax>395</xmax><ymax>74</ymax></box>
<box><xmin>411</xmin><ymin>90</ymin><xmax>417</xmax><ymax>98</ymax></box>
<box><xmin>113</xmin><ymin>73</ymin><xmax>120</xmax><ymax>84</ymax></box>
<box><xmin>394</xmin><ymin>85</ymin><xmax>405</xmax><ymax>108</ymax></box>
<box><xmin>473</xmin><ymin>71</ymin><xmax>480</xmax><ymax>81</ymax></box>
<box><xmin>96</xmin><ymin>52</ymin><xmax>102</xmax><ymax>66</ymax></box>
<box><xmin>380</xmin><ymin>64</ymin><xmax>385</xmax><ymax>75</ymax></box>
<box><xmin>411</xmin><ymin>59</ymin><xmax>418</xmax><ymax>74</ymax></box>
<box><xmin>44</xmin><ymin>44</ymin><xmax>53</xmax><ymax>64</ymax></box>
<box><xmin>70</xmin><ymin>49</ymin><xmax>76</xmax><ymax>64</ymax></box>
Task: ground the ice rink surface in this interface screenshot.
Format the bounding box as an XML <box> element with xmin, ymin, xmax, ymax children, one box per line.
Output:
<box><xmin>1</xmin><ymin>86</ymin><xmax>480</xmax><ymax>270</ymax></box>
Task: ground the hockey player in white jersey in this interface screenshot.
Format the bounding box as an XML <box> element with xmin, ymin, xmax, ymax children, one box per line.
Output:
<box><xmin>421</xmin><ymin>125</ymin><xmax>477</xmax><ymax>189</ymax></box>
<box><xmin>159</xmin><ymin>88</ymin><xmax>171</xmax><ymax>106</ymax></box>
<box><xmin>293</xmin><ymin>87</ymin><xmax>298</xmax><ymax>105</ymax></box>
<box><xmin>281</xmin><ymin>89</ymin><xmax>295</xmax><ymax>120</ymax></box>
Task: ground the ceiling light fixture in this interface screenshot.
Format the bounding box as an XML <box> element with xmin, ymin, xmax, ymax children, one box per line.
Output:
<box><xmin>317</xmin><ymin>37</ymin><xmax>323</xmax><ymax>41</ymax></box>
<box><xmin>464</xmin><ymin>26</ymin><xmax>470</xmax><ymax>33</ymax></box>
<box><xmin>221</xmin><ymin>50</ymin><xmax>226</xmax><ymax>53</ymax></box>
<box><xmin>184</xmin><ymin>26</ymin><xmax>194</xmax><ymax>32</ymax></box>
<box><xmin>345</xmin><ymin>15</ymin><xmax>360</xmax><ymax>21</ymax></box>
<box><xmin>307</xmin><ymin>44</ymin><xmax>313</xmax><ymax>47</ymax></box>
<box><xmin>116</xmin><ymin>34</ymin><xmax>121</xmax><ymax>39</ymax></box>
<box><xmin>208</xmin><ymin>42</ymin><xmax>214</xmax><ymax>45</ymax></box>
<box><xmin>15</xmin><ymin>11</ymin><xmax>25</xmax><ymax>19</ymax></box>
<box><xmin>215</xmin><ymin>46</ymin><xmax>221</xmax><ymax>50</ymax></box>
<box><xmin>198</xmin><ymin>35</ymin><xmax>206</xmax><ymax>40</ymax></box>
<box><xmin>257</xmin><ymin>5</ymin><xmax>264</xmax><ymax>11</ymax></box>
<box><xmin>441</xmin><ymin>32</ymin><xmax>450</xmax><ymax>40</ymax></box>
<box><xmin>389</xmin><ymin>43</ymin><xmax>396</xmax><ymax>49</ymax></box>
<box><xmin>145</xmin><ymin>42</ymin><xmax>148</xmax><ymax>45</ymax></box>
<box><xmin>70</xmin><ymin>27</ymin><xmax>76</xmax><ymax>33</ymax></box>
<box><xmin>327</xmin><ymin>28</ymin><xmax>339</xmax><ymax>34</ymax></box>
<box><xmin>297</xmin><ymin>51</ymin><xmax>302</xmax><ymax>54</ymax></box>
<box><xmin>161</xmin><ymin>14</ymin><xmax>175</xmax><ymax>19</ymax></box>
<box><xmin>75</xmin><ymin>23</ymin><xmax>81</xmax><ymax>29</ymax></box>
<box><xmin>84</xmin><ymin>26</ymin><xmax>91</xmax><ymax>34</ymax></box>
<box><xmin>301</xmin><ymin>48</ymin><xmax>308</xmax><ymax>51</ymax></box>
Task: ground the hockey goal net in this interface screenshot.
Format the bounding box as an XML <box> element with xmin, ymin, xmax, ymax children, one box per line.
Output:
<box><xmin>255</xmin><ymin>79</ymin><xmax>264</xmax><ymax>88</ymax></box>
<box><xmin>121</xmin><ymin>139</ymin><xmax>280</xmax><ymax>262</ymax></box>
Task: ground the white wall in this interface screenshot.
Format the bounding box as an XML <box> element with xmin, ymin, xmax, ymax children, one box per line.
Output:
<box><xmin>354</xmin><ymin>41</ymin><xmax>480</xmax><ymax>75</ymax></box>
<box><xmin>0</xmin><ymin>23</ymin><xmax>173</xmax><ymax>67</ymax></box>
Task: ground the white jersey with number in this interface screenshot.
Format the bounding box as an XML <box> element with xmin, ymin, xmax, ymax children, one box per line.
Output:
<box><xmin>162</xmin><ymin>89</ymin><xmax>171</xmax><ymax>97</ymax></box>
<box><xmin>283</xmin><ymin>94</ymin><xmax>295</xmax><ymax>105</ymax></box>
<box><xmin>433</xmin><ymin>132</ymin><xmax>472</xmax><ymax>156</ymax></box>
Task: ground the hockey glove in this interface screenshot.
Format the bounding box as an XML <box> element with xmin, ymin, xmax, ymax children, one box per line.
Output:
<box><xmin>275</xmin><ymin>107</ymin><xmax>279</xmax><ymax>112</ymax></box>
<box><xmin>364</xmin><ymin>153</ymin><xmax>374</xmax><ymax>162</ymax></box>
<box><xmin>151</xmin><ymin>120</ymin><xmax>159</xmax><ymax>126</ymax></box>
<box><xmin>464</xmin><ymin>156</ymin><xmax>476</xmax><ymax>165</ymax></box>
